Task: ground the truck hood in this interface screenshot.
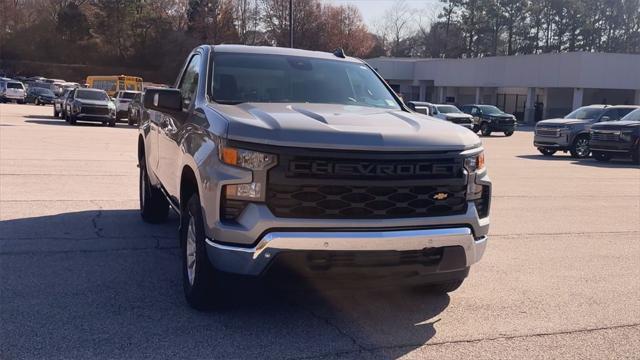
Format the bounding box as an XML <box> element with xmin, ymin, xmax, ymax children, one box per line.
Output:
<box><xmin>77</xmin><ymin>99</ymin><xmax>109</xmax><ymax>106</ymax></box>
<box><xmin>217</xmin><ymin>103</ymin><xmax>481</xmax><ymax>151</ymax></box>
<box><xmin>592</xmin><ymin>121</ymin><xmax>640</xmax><ymax>130</ymax></box>
<box><xmin>537</xmin><ymin>118</ymin><xmax>592</xmax><ymax>126</ymax></box>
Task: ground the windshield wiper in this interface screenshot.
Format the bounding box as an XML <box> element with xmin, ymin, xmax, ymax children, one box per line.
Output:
<box><xmin>214</xmin><ymin>100</ymin><xmax>245</xmax><ymax>105</ymax></box>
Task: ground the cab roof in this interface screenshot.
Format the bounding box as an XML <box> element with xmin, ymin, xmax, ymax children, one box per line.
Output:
<box><xmin>210</xmin><ymin>45</ymin><xmax>362</xmax><ymax>63</ymax></box>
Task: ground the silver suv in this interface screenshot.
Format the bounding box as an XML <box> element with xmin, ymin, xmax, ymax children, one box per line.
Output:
<box><xmin>534</xmin><ymin>105</ymin><xmax>638</xmax><ymax>158</ymax></box>
<box><xmin>138</xmin><ymin>45</ymin><xmax>491</xmax><ymax>309</ymax></box>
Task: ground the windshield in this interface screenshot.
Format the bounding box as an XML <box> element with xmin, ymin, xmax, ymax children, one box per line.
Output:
<box><xmin>39</xmin><ymin>89</ymin><xmax>55</xmax><ymax>96</ymax></box>
<box><xmin>437</xmin><ymin>105</ymin><xmax>462</xmax><ymax>114</ymax></box>
<box><xmin>7</xmin><ymin>82</ymin><xmax>24</xmax><ymax>89</ymax></box>
<box><xmin>477</xmin><ymin>105</ymin><xmax>503</xmax><ymax>115</ymax></box>
<box><xmin>76</xmin><ymin>90</ymin><xmax>108</xmax><ymax>101</ymax></box>
<box><xmin>565</xmin><ymin>107</ymin><xmax>604</xmax><ymax>120</ymax></box>
<box><xmin>620</xmin><ymin>109</ymin><xmax>640</xmax><ymax>121</ymax></box>
<box><xmin>211</xmin><ymin>53</ymin><xmax>400</xmax><ymax>110</ymax></box>
<box><xmin>120</xmin><ymin>92</ymin><xmax>137</xmax><ymax>99</ymax></box>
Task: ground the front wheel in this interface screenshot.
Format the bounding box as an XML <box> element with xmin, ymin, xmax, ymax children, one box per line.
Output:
<box><xmin>570</xmin><ymin>135</ymin><xmax>590</xmax><ymax>158</ymax></box>
<box><xmin>108</xmin><ymin>119</ymin><xmax>116</xmax><ymax>127</ymax></box>
<box><xmin>428</xmin><ymin>279</ymin><xmax>465</xmax><ymax>294</ymax></box>
<box><xmin>592</xmin><ymin>151</ymin><xmax>611</xmax><ymax>162</ymax></box>
<box><xmin>480</xmin><ymin>123</ymin><xmax>491</xmax><ymax>137</ymax></box>
<box><xmin>538</xmin><ymin>148</ymin><xmax>557</xmax><ymax>156</ymax></box>
<box><xmin>54</xmin><ymin>109</ymin><xmax>59</xmax><ymax>117</ymax></box>
<box><xmin>68</xmin><ymin>115</ymin><xmax>77</xmax><ymax>125</ymax></box>
<box><xmin>504</xmin><ymin>130</ymin><xmax>514</xmax><ymax>137</ymax></box>
<box><xmin>181</xmin><ymin>194</ymin><xmax>231</xmax><ymax>310</ymax></box>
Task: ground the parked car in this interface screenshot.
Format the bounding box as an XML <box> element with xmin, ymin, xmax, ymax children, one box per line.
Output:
<box><xmin>406</xmin><ymin>101</ymin><xmax>434</xmax><ymax>115</ymax></box>
<box><xmin>64</xmin><ymin>88</ymin><xmax>116</xmax><ymax>126</ymax></box>
<box><xmin>113</xmin><ymin>90</ymin><xmax>142</xmax><ymax>122</ymax></box>
<box><xmin>53</xmin><ymin>89</ymin><xmax>72</xmax><ymax>118</ymax></box>
<box><xmin>429</xmin><ymin>104</ymin><xmax>474</xmax><ymax>130</ymax></box>
<box><xmin>127</xmin><ymin>92</ymin><xmax>145</xmax><ymax>126</ymax></box>
<box><xmin>138</xmin><ymin>45</ymin><xmax>491</xmax><ymax>309</ymax></box>
<box><xmin>0</xmin><ymin>80</ymin><xmax>26</xmax><ymax>103</ymax></box>
<box><xmin>534</xmin><ymin>105</ymin><xmax>637</xmax><ymax>158</ymax></box>
<box><xmin>460</xmin><ymin>104</ymin><xmax>516</xmax><ymax>136</ymax></box>
<box><xmin>590</xmin><ymin>108</ymin><xmax>640</xmax><ymax>163</ymax></box>
<box><xmin>26</xmin><ymin>87</ymin><xmax>56</xmax><ymax>105</ymax></box>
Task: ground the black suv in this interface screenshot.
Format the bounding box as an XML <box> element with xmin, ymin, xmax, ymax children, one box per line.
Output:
<box><xmin>26</xmin><ymin>87</ymin><xmax>56</xmax><ymax>105</ymax></box>
<box><xmin>590</xmin><ymin>108</ymin><xmax>640</xmax><ymax>163</ymax></box>
<box><xmin>460</xmin><ymin>104</ymin><xmax>517</xmax><ymax>136</ymax></box>
<box><xmin>64</xmin><ymin>88</ymin><xmax>116</xmax><ymax>126</ymax></box>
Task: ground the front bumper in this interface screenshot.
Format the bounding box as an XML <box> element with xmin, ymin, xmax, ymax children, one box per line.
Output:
<box><xmin>76</xmin><ymin>113</ymin><xmax>113</xmax><ymax>122</ymax></box>
<box><xmin>534</xmin><ymin>133</ymin><xmax>572</xmax><ymax>149</ymax></box>
<box><xmin>590</xmin><ymin>139</ymin><xmax>636</xmax><ymax>153</ymax></box>
<box><xmin>206</xmin><ymin>227</ymin><xmax>487</xmax><ymax>276</ymax></box>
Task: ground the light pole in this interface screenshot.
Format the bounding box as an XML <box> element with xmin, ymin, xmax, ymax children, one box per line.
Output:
<box><xmin>289</xmin><ymin>0</ymin><xmax>293</xmax><ymax>48</ymax></box>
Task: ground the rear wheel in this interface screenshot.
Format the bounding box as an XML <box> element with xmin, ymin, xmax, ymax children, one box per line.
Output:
<box><xmin>139</xmin><ymin>156</ymin><xmax>169</xmax><ymax>223</ymax></box>
<box><xmin>503</xmin><ymin>130</ymin><xmax>514</xmax><ymax>136</ymax></box>
<box><xmin>592</xmin><ymin>151</ymin><xmax>611</xmax><ymax>162</ymax></box>
<box><xmin>480</xmin><ymin>123</ymin><xmax>491</xmax><ymax>136</ymax></box>
<box><xmin>34</xmin><ymin>98</ymin><xmax>40</xmax><ymax>105</ymax></box>
<box><xmin>570</xmin><ymin>135</ymin><xmax>590</xmax><ymax>158</ymax></box>
<box><xmin>68</xmin><ymin>114</ymin><xmax>77</xmax><ymax>125</ymax></box>
<box><xmin>54</xmin><ymin>108</ymin><xmax>59</xmax><ymax>117</ymax></box>
<box><xmin>181</xmin><ymin>193</ymin><xmax>231</xmax><ymax>310</ymax></box>
<box><xmin>538</xmin><ymin>148</ymin><xmax>557</xmax><ymax>156</ymax></box>
<box><xmin>108</xmin><ymin>119</ymin><xmax>116</xmax><ymax>127</ymax></box>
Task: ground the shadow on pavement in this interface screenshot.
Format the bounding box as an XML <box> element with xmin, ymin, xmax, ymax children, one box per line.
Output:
<box><xmin>25</xmin><ymin>118</ymin><xmax>136</xmax><ymax>129</ymax></box>
<box><xmin>1</xmin><ymin>209</ymin><xmax>451</xmax><ymax>359</ymax></box>
<box><xmin>517</xmin><ymin>154</ymin><xmax>639</xmax><ymax>168</ymax></box>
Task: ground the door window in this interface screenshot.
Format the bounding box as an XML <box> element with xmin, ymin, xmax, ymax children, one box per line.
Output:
<box><xmin>178</xmin><ymin>54</ymin><xmax>201</xmax><ymax>111</ymax></box>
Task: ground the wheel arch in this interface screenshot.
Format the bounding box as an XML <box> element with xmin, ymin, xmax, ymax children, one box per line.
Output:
<box><xmin>180</xmin><ymin>164</ymin><xmax>200</xmax><ymax>212</ymax></box>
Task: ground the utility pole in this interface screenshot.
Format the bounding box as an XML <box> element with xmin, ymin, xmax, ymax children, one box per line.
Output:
<box><xmin>289</xmin><ymin>0</ymin><xmax>293</xmax><ymax>48</ymax></box>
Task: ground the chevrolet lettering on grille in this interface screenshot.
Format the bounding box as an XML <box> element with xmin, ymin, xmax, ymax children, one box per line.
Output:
<box><xmin>288</xmin><ymin>160</ymin><xmax>458</xmax><ymax>177</ymax></box>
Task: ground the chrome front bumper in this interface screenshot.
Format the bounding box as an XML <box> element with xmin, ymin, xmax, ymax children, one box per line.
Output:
<box><xmin>205</xmin><ymin>227</ymin><xmax>487</xmax><ymax>276</ymax></box>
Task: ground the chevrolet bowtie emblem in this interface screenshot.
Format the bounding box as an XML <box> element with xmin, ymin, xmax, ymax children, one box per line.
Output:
<box><xmin>433</xmin><ymin>192</ymin><xmax>449</xmax><ymax>200</ymax></box>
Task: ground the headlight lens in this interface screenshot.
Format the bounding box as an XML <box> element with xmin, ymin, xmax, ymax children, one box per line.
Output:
<box><xmin>464</xmin><ymin>151</ymin><xmax>485</xmax><ymax>173</ymax></box>
<box><xmin>219</xmin><ymin>144</ymin><xmax>276</xmax><ymax>170</ymax></box>
<box><xmin>620</xmin><ymin>131</ymin><xmax>635</xmax><ymax>142</ymax></box>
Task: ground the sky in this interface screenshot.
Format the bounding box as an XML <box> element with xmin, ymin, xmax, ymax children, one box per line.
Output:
<box><xmin>322</xmin><ymin>0</ymin><xmax>445</xmax><ymax>28</ymax></box>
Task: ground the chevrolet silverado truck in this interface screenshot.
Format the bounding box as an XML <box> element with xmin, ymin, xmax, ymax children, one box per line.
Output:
<box><xmin>138</xmin><ymin>45</ymin><xmax>491</xmax><ymax>309</ymax></box>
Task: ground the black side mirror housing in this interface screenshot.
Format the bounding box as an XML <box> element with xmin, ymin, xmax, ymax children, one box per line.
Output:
<box><xmin>144</xmin><ymin>88</ymin><xmax>182</xmax><ymax>114</ymax></box>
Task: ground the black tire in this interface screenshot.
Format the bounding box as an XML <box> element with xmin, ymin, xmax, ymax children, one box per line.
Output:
<box><xmin>34</xmin><ymin>98</ymin><xmax>40</xmax><ymax>106</ymax></box>
<box><xmin>592</xmin><ymin>151</ymin><xmax>611</xmax><ymax>162</ymax></box>
<box><xmin>570</xmin><ymin>135</ymin><xmax>590</xmax><ymax>158</ymax></box>
<box><xmin>429</xmin><ymin>279</ymin><xmax>465</xmax><ymax>294</ymax></box>
<box><xmin>54</xmin><ymin>109</ymin><xmax>59</xmax><ymax>118</ymax></box>
<box><xmin>69</xmin><ymin>114</ymin><xmax>77</xmax><ymax>125</ymax></box>
<box><xmin>108</xmin><ymin>119</ymin><xmax>116</xmax><ymax>127</ymax></box>
<box><xmin>139</xmin><ymin>156</ymin><xmax>169</xmax><ymax>223</ymax></box>
<box><xmin>504</xmin><ymin>130</ymin><xmax>514</xmax><ymax>137</ymax></box>
<box><xmin>181</xmin><ymin>193</ymin><xmax>230</xmax><ymax>310</ymax></box>
<box><xmin>480</xmin><ymin>123</ymin><xmax>491</xmax><ymax>136</ymax></box>
<box><xmin>632</xmin><ymin>149</ymin><xmax>640</xmax><ymax>165</ymax></box>
<box><xmin>538</xmin><ymin>148</ymin><xmax>557</xmax><ymax>156</ymax></box>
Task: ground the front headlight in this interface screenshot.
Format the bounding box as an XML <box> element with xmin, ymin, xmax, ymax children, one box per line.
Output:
<box><xmin>465</xmin><ymin>151</ymin><xmax>486</xmax><ymax>201</ymax></box>
<box><xmin>108</xmin><ymin>102</ymin><xmax>116</xmax><ymax>110</ymax></box>
<box><xmin>219</xmin><ymin>144</ymin><xmax>277</xmax><ymax>171</ymax></box>
<box><xmin>219</xmin><ymin>144</ymin><xmax>276</xmax><ymax>202</ymax></box>
<box><xmin>620</xmin><ymin>130</ymin><xmax>635</xmax><ymax>142</ymax></box>
<box><xmin>73</xmin><ymin>103</ymin><xmax>81</xmax><ymax>112</ymax></box>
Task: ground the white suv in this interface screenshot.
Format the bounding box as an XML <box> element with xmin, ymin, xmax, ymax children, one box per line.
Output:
<box><xmin>0</xmin><ymin>81</ymin><xmax>26</xmax><ymax>104</ymax></box>
<box><xmin>113</xmin><ymin>90</ymin><xmax>141</xmax><ymax>122</ymax></box>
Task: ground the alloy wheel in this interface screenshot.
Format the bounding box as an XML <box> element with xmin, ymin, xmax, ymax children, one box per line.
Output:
<box><xmin>185</xmin><ymin>217</ymin><xmax>198</xmax><ymax>286</ymax></box>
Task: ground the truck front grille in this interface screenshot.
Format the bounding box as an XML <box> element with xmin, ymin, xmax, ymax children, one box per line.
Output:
<box><xmin>591</xmin><ymin>131</ymin><xmax>620</xmax><ymax>141</ymax></box>
<box><xmin>265</xmin><ymin>151</ymin><xmax>468</xmax><ymax>219</ymax></box>
<box><xmin>82</xmin><ymin>106</ymin><xmax>109</xmax><ymax>116</ymax></box>
<box><xmin>536</xmin><ymin>128</ymin><xmax>560</xmax><ymax>137</ymax></box>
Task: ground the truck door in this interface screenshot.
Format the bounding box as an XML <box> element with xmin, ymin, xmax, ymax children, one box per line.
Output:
<box><xmin>156</xmin><ymin>53</ymin><xmax>202</xmax><ymax>198</ymax></box>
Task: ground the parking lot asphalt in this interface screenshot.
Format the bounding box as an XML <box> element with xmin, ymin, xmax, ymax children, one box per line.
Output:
<box><xmin>1</xmin><ymin>103</ymin><xmax>639</xmax><ymax>359</ymax></box>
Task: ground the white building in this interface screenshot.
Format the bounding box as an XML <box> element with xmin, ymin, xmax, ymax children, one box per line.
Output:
<box><xmin>366</xmin><ymin>52</ymin><xmax>640</xmax><ymax>123</ymax></box>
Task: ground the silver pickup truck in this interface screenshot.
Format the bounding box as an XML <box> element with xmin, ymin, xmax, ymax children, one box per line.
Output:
<box><xmin>138</xmin><ymin>45</ymin><xmax>491</xmax><ymax>309</ymax></box>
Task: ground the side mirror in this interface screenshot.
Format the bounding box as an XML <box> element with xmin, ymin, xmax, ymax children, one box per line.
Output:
<box><xmin>144</xmin><ymin>88</ymin><xmax>182</xmax><ymax>114</ymax></box>
<box><xmin>600</xmin><ymin>116</ymin><xmax>610</xmax><ymax>122</ymax></box>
